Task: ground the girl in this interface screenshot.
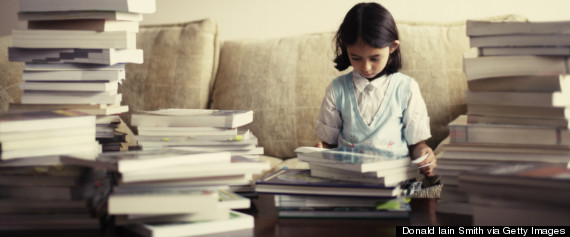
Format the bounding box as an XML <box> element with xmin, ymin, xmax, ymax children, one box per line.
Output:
<box><xmin>315</xmin><ymin>2</ymin><xmax>436</xmax><ymax>177</ymax></box>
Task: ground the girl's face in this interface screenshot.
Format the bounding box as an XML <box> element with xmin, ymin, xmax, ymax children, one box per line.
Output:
<box><xmin>346</xmin><ymin>39</ymin><xmax>399</xmax><ymax>79</ymax></box>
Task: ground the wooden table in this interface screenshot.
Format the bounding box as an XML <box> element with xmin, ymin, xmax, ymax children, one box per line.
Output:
<box><xmin>0</xmin><ymin>194</ymin><xmax>471</xmax><ymax>237</ymax></box>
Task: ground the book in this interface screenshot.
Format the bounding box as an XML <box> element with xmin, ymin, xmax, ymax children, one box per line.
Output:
<box><xmin>255</xmin><ymin>169</ymin><xmax>402</xmax><ymax>197</ymax></box>
<box><xmin>23</xmin><ymin>62</ymin><xmax>126</xmax><ymax>71</ymax></box>
<box><xmin>277</xmin><ymin>203</ymin><xmax>410</xmax><ymax>219</ymax></box>
<box><xmin>114</xmin><ymin>208</ymin><xmax>231</xmax><ymax>226</ymax></box>
<box><xmin>18</xmin><ymin>10</ymin><xmax>143</xmax><ymax>21</ymax></box>
<box><xmin>135</xmin><ymin>126</ymin><xmax>238</xmax><ymax>137</ymax></box>
<box><xmin>466</xmin><ymin>91</ymin><xmax>570</xmax><ymax>107</ymax></box>
<box><xmin>118</xmin><ymin>155</ymin><xmax>270</xmax><ymax>183</ymax></box>
<box><xmin>274</xmin><ymin>194</ymin><xmax>400</xmax><ymax>208</ymax></box>
<box><xmin>466</xmin><ymin>114</ymin><xmax>569</xmax><ymax>128</ymax></box>
<box><xmin>22</xmin><ymin>70</ymin><xmax>125</xmax><ymax>82</ymax></box>
<box><xmin>21</xmin><ymin>91</ymin><xmax>122</xmax><ymax>105</ymax></box>
<box><xmin>131</xmin><ymin>109</ymin><xmax>254</xmax><ymax>129</ymax></box>
<box><xmin>470</xmin><ymin>34</ymin><xmax>570</xmax><ymax>48</ymax></box>
<box><xmin>309</xmin><ymin>164</ymin><xmax>418</xmax><ymax>187</ymax></box>
<box><xmin>107</xmin><ymin>189</ymin><xmax>219</xmax><ymax>215</ymax></box>
<box><xmin>438</xmin><ymin>144</ymin><xmax>570</xmax><ymax>164</ymax></box>
<box><xmin>9</xmin><ymin>103</ymin><xmax>129</xmax><ymax>116</ymax></box>
<box><xmin>1</xmin><ymin>141</ymin><xmax>101</xmax><ymax>160</ymax></box>
<box><xmin>449</xmin><ymin>115</ymin><xmax>570</xmax><ymax>146</ymax></box>
<box><xmin>20</xmin><ymin>81</ymin><xmax>119</xmax><ymax>92</ymax></box>
<box><xmin>28</xmin><ymin>19</ymin><xmax>139</xmax><ymax>32</ymax></box>
<box><xmin>0</xmin><ymin>109</ymin><xmax>95</xmax><ymax>133</ymax></box>
<box><xmin>295</xmin><ymin>147</ymin><xmax>411</xmax><ymax>173</ymax></box>
<box><xmin>61</xmin><ymin>149</ymin><xmax>232</xmax><ymax>173</ymax></box>
<box><xmin>478</xmin><ymin>46</ymin><xmax>570</xmax><ymax>57</ymax></box>
<box><xmin>1</xmin><ymin>123</ymin><xmax>94</xmax><ymax>142</ymax></box>
<box><xmin>463</xmin><ymin>55</ymin><xmax>569</xmax><ymax>80</ymax></box>
<box><xmin>19</xmin><ymin>0</ymin><xmax>156</xmax><ymax>14</ymax></box>
<box><xmin>2</xmin><ymin>134</ymin><xmax>95</xmax><ymax>151</ymax></box>
<box><xmin>466</xmin><ymin>20</ymin><xmax>570</xmax><ymax>36</ymax></box>
<box><xmin>467</xmin><ymin>74</ymin><xmax>570</xmax><ymax>92</ymax></box>
<box><xmin>9</xmin><ymin>48</ymin><xmax>143</xmax><ymax>65</ymax></box>
<box><xmin>12</xmin><ymin>29</ymin><xmax>136</xmax><ymax>49</ymax></box>
<box><xmin>127</xmin><ymin>210</ymin><xmax>254</xmax><ymax>237</ymax></box>
<box><xmin>467</xmin><ymin>103</ymin><xmax>570</xmax><ymax>119</ymax></box>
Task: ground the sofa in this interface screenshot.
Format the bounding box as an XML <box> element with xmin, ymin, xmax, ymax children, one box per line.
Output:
<box><xmin>0</xmin><ymin>15</ymin><xmax>525</xmax><ymax>197</ymax></box>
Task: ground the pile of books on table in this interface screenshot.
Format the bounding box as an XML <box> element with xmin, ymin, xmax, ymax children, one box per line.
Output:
<box><xmin>434</xmin><ymin>19</ymin><xmax>570</xmax><ymax>219</ymax></box>
<box><xmin>61</xmin><ymin>147</ymin><xmax>270</xmax><ymax>236</ymax></box>
<box><xmin>0</xmin><ymin>109</ymin><xmax>106</xmax><ymax>229</ymax></box>
<box><xmin>130</xmin><ymin>109</ymin><xmax>266</xmax><ymax>194</ymax></box>
<box><xmin>7</xmin><ymin>0</ymin><xmax>155</xmax><ymax>152</ymax></box>
<box><xmin>255</xmin><ymin>147</ymin><xmax>418</xmax><ymax>219</ymax></box>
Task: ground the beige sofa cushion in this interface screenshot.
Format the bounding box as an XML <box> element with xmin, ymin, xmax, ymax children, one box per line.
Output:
<box><xmin>0</xmin><ymin>36</ymin><xmax>24</xmax><ymax>114</ymax></box>
<box><xmin>211</xmin><ymin>33</ymin><xmax>346</xmax><ymax>158</ymax></box>
<box><xmin>121</xmin><ymin>19</ymin><xmax>220</xmax><ymax>124</ymax></box>
<box><xmin>211</xmin><ymin>21</ymin><xmax>476</xmax><ymax>159</ymax></box>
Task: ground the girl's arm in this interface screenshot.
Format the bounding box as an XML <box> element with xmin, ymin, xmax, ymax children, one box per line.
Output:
<box><xmin>410</xmin><ymin>141</ymin><xmax>437</xmax><ymax>177</ymax></box>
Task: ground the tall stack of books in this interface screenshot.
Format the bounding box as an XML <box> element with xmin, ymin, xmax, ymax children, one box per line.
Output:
<box><xmin>7</xmin><ymin>0</ymin><xmax>156</xmax><ymax>152</ymax></box>
<box><xmin>61</xmin><ymin>148</ymin><xmax>270</xmax><ymax>236</ymax></box>
<box><xmin>435</xmin><ymin>19</ymin><xmax>570</xmax><ymax>216</ymax></box>
<box><xmin>254</xmin><ymin>147</ymin><xmax>416</xmax><ymax>218</ymax></box>
<box><xmin>0</xmin><ymin>109</ymin><xmax>107</xmax><ymax>229</ymax></box>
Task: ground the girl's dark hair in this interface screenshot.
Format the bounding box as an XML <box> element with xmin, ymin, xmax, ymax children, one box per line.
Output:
<box><xmin>333</xmin><ymin>2</ymin><xmax>401</xmax><ymax>74</ymax></box>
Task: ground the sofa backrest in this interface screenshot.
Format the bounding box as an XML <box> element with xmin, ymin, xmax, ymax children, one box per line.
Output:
<box><xmin>121</xmin><ymin>18</ymin><xmax>220</xmax><ymax>123</ymax></box>
<box><xmin>211</xmin><ymin>21</ymin><xmax>473</xmax><ymax>159</ymax></box>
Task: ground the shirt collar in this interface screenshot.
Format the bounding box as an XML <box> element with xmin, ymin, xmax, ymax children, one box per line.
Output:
<box><xmin>351</xmin><ymin>71</ymin><xmax>388</xmax><ymax>93</ymax></box>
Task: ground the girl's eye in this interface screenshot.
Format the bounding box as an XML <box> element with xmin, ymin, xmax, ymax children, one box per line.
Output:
<box><xmin>370</xmin><ymin>57</ymin><xmax>380</xmax><ymax>62</ymax></box>
<box><xmin>351</xmin><ymin>57</ymin><xmax>361</xmax><ymax>61</ymax></box>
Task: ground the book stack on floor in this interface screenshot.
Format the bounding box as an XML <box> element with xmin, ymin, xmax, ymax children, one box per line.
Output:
<box><xmin>434</xmin><ymin>19</ymin><xmax>570</xmax><ymax>216</ymax></box>
<box><xmin>131</xmin><ymin>109</ymin><xmax>266</xmax><ymax>194</ymax></box>
<box><xmin>0</xmin><ymin>109</ymin><xmax>108</xmax><ymax>229</ymax></box>
<box><xmin>254</xmin><ymin>147</ymin><xmax>417</xmax><ymax>219</ymax></box>
<box><xmin>459</xmin><ymin>162</ymin><xmax>570</xmax><ymax>225</ymax></box>
<box><xmin>61</xmin><ymin>148</ymin><xmax>270</xmax><ymax>236</ymax></box>
<box><xmin>7</xmin><ymin>0</ymin><xmax>156</xmax><ymax>152</ymax></box>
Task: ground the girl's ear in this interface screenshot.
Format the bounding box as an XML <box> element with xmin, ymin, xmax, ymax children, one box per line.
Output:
<box><xmin>389</xmin><ymin>40</ymin><xmax>400</xmax><ymax>53</ymax></box>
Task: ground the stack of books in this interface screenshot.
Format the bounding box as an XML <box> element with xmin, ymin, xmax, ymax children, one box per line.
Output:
<box><xmin>459</xmin><ymin>162</ymin><xmax>570</xmax><ymax>225</ymax></box>
<box><xmin>130</xmin><ymin>108</ymin><xmax>267</xmax><ymax>194</ymax></box>
<box><xmin>0</xmin><ymin>109</ymin><xmax>107</xmax><ymax>229</ymax></box>
<box><xmin>130</xmin><ymin>109</ymin><xmax>263</xmax><ymax>159</ymax></box>
<box><xmin>434</xmin><ymin>19</ymin><xmax>570</xmax><ymax>216</ymax></box>
<box><xmin>7</xmin><ymin>0</ymin><xmax>156</xmax><ymax>152</ymax></box>
<box><xmin>255</xmin><ymin>147</ymin><xmax>416</xmax><ymax>218</ymax></box>
<box><xmin>61</xmin><ymin>148</ymin><xmax>269</xmax><ymax>236</ymax></box>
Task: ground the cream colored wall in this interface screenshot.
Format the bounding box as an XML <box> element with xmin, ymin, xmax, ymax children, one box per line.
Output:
<box><xmin>1</xmin><ymin>0</ymin><xmax>570</xmax><ymax>39</ymax></box>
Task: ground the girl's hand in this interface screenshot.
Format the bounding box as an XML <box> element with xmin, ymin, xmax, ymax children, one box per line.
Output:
<box><xmin>412</xmin><ymin>141</ymin><xmax>437</xmax><ymax>177</ymax></box>
<box><xmin>315</xmin><ymin>141</ymin><xmax>337</xmax><ymax>149</ymax></box>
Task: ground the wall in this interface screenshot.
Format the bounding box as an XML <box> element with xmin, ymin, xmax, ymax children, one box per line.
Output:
<box><xmin>1</xmin><ymin>0</ymin><xmax>570</xmax><ymax>39</ymax></box>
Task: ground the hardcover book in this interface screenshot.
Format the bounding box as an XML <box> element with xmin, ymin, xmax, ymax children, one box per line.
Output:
<box><xmin>131</xmin><ymin>109</ymin><xmax>254</xmax><ymax>129</ymax></box>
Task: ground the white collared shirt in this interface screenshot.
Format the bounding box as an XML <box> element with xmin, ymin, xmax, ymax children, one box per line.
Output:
<box><xmin>315</xmin><ymin>71</ymin><xmax>431</xmax><ymax>146</ymax></box>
